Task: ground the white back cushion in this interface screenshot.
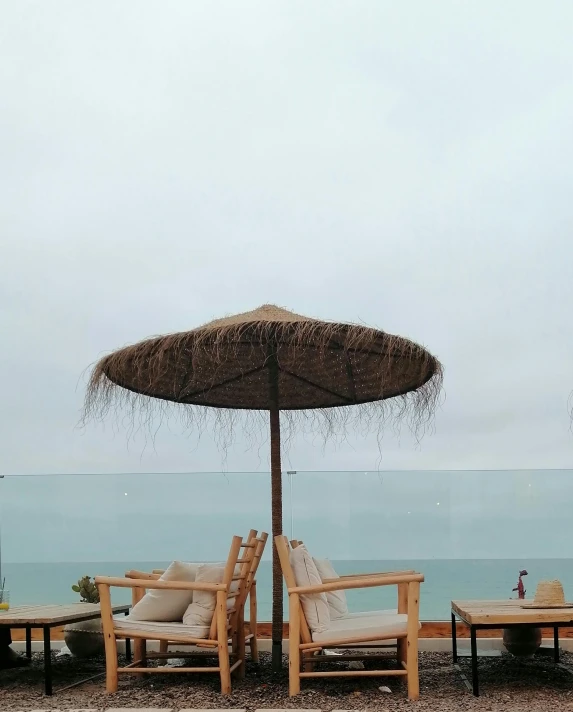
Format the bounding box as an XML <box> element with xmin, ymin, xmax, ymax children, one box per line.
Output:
<box><xmin>313</xmin><ymin>557</ymin><xmax>349</xmax><ymax>620</ymax></box>
<box><xmin>290</xmin><ymin>545</ymin><xmax>330</xmax><ymax>634</ymax></box>
<box><xmin>183</xmin><ymin>563</ymin><xmax>238</xmax><ymax>637</ymax></box>
<box><xmin>129</xmin><ymin>561</ymin><xmax>200</xmax><ymax>622</ymax></box>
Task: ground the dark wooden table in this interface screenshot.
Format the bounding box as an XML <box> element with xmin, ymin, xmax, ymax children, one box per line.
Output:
<box><xmin>0</xmin><ymin>603</ymin><xmax>130</xmax><ymax>695</ymax></box>
<box><xmin>451</xmin><ymin>599</ymin><xmax>573</xmax><ymax>696</ymax></box>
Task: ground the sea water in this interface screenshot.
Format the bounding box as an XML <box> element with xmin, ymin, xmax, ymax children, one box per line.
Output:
<box><xmin>4</xmin><ymin>558</ymin><xmax>573</xmax><ymax>620</ymax></box>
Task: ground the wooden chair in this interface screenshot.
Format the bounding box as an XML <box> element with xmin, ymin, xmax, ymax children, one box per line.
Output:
<box><xmin>141</xmin><ymin>530</ymin><xmax>268</xmax><ymax>670</ymax></box>
<box><xmin>276</xmin><ymin>536</ymin><xmax>424</xmax><ymax>700</ymax></box>
<box><xmin>96</xmin><ymin>532</ymin><xmax>264</xmax><ymax>695</ymax></box>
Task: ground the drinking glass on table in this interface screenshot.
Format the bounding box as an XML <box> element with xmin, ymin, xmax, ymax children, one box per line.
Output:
<box><xmin>0</xmin><ymin>590</ymin><xmax>10</xmax><ymax>611</ymax></box>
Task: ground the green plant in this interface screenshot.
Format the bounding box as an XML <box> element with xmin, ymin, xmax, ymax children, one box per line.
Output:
<box><xmin>72</xmin><ymin>576</ymin><xmax>100</xmax><ymax>604</ymax></box>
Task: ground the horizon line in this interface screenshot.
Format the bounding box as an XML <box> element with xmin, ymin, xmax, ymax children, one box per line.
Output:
<box><xmin>2</xmin><ymin>467</ymin><xmax>572</xmax><ymax>478</ymax></box>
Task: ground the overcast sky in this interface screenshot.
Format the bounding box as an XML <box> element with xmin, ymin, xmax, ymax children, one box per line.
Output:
<box><xmin>1</xmin><ymin>2</ymin><xmax>573</xmax><ymax>563</ymax></box>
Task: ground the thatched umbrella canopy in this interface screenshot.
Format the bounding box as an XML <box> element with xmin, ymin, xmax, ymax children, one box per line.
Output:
<box><xmin>84</xmin><ymin>304</ymin><xmax>443</xmax><ymax>669</ymax></box>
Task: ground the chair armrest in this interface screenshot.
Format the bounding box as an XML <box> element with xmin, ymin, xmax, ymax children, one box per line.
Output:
<box><xmin>322</xmin><ymin>569</ymin><xmax>416</xmax><ymax>582</ymax></box>
<box><xmin>124</xmin><ymin>569</ymin><xmax>161</xmax><ymax>581</ymax></box>
<box><xmin>288</xmin><ymin>572</ymin><xmax>424</xmax><ymax>595</ymax></box>
<box><xmin>95</xmin><ymin>576</ymin><xmax>226</xmax><ymax>592</ymax></box>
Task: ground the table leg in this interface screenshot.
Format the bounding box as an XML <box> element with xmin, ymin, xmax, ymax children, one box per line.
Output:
<box><xmin>123</xmin><ymin>609</ymin><xmax>131</xmax><ymax>662</ymax></box>
<box><xmin>25</xmin><ymin>626</ymin><xmax>32</xmax><ymax>659</ymax></box>
<box><xmin>451</xmin><ymin>612</ymin><xmax>458</xmax><ymax>663</ymax></box>
<box><xmin>43</xmin><ymin>626</ymin><xmax>52</xmax><ymax>696</ymax></box>
<box><xmin>125</xmin><ymin>610</ymin><xmax>132</xmax><ymax>663</ymax></box>
<box><xmin>470</xmin><ymin>627</ymin><xmax>479</xmax><ymax>696</ymax></box>
<box><xmin>554</xmin><ymin>626</ymin><xmax>560</xmax><ymax>663</ymax></box>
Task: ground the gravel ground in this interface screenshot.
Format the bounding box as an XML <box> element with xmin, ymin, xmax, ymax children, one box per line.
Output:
<box><xmin>2</xmin><ymin>650</ymin><xmax>573</xmax><ymax>711</ymax></box>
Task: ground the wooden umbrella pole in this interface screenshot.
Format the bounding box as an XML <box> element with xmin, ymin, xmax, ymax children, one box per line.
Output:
<box><xmin>269</xmin><ymin>352</ymin><xmax>284</xmax><ymax>672</ymax></box>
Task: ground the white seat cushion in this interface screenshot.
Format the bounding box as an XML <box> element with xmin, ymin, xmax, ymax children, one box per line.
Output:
<box><xmin>344</xmin><ymin>608</ymin><xmax>398</xmax><ymax>618</ymax></box>
<box><xmin>312</xmin><ymin>612</ymin><xmax>408</xmax><ymax>644</ymax></box>
<box><xmin>290</xmin><ymin>545</ymin><xmax>330</xmax><ymax>634</ymax></box>
<box><xmin>313</xmin><ymin>558</ymin><xmax>349</xmax><ymax>620</ymax></box>
<box><xmin>129</xmin><ymin>561</ymin><xmax>201</xmax><ymax>622</ymax></box>
<box><xmin>343</xmin><ymin>609</ymin><xmax>420</xmax><ymax>634</ymax></box>
<box><xmin>115</xmin><ymin>615</ymin><xmax>211</xmax><ymax>639</ymax></box>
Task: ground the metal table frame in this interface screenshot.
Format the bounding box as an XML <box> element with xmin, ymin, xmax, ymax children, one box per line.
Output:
<box><xmin>451</xmin><ymin>609</ymin><xmax>564</xmax><ymax>696</ymax></box>
<box><xmin>2</xmin><ymin>606</ymin><xmax>130</xmax><ymax>695</ymax></box>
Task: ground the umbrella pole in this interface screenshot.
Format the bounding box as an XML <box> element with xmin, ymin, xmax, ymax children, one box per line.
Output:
<box><xmin>270</xmin><ymin>406</ymin><xmax>283</xmax><ymax>671</ymax></box>
<box><xmin>269</xmin><ymin>355</ymin><xmax>283</xmax><ymax>672</ymax></box>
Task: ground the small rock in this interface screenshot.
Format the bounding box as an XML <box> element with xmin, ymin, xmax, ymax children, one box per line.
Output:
<box><xmin>162</xmin><ymin>657</ymin><xmax>186</xmax><ymax>667</ymax></box>
<box><xmin>348</xmin><ymin>660</ymin><xmax>365</xmax><ymax>670</ymax></box>
<box><xmin>379</xmin><ymin>685</ymin><xmax>392</xmax><ymax>693</ymax></box>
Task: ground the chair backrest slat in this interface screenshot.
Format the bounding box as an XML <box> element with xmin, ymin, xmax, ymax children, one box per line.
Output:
<box><xmin>275</xmin><ymin>536</ymin><xmax>314</xmax><ymax>645</ymax></box>
<box><xmin>208</xmin><ymin>534</ymin><xmax>243</xmax><ymax>640</ymax></box>
<box><xmin>226</xmin><ymin>530</ymin><xmax>268</xmax><ymax>634</ymax></box>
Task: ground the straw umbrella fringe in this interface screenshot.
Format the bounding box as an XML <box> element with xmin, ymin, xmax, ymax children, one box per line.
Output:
<box><xmin>83</xmin><ymin>305</ymin><xmax>443</xmax><ymax>670</ymax></box>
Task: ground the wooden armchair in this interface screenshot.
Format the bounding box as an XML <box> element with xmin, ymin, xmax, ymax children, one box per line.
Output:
<box><xmin>276</xmin><ymin>536</ymin><xmax>424</xmax><ymax>700</ymax></box>
<box><xmin>96</xmin><ymin>532</ymin><xmax>266</xmax><ymax>695</ymax></box>
<box><xmin>144</xmin><ymin>529</ymin><xmax>268</xmax><ymax>667</ymax></box>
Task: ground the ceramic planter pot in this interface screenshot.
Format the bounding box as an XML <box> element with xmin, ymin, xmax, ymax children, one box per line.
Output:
<box><xmin>64</xmin><ymin>618</ymin><xmax>104</xmax><ymax>658</ymax></box>
<box><xmin>502</xmin><ymin>626</ymin><xmax>542</xmax><ymax>658</ymax></box>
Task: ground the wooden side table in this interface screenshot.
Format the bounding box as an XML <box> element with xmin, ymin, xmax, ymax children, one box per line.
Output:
<box><xmin>0</xmin><ymin>603</ymin><xmax>130</xmax><ymax>695</ymax></box>
<box><xmin>451</xmin><ymin>599</ymin><xmax>573</xmax><ymax>696</ymax></box>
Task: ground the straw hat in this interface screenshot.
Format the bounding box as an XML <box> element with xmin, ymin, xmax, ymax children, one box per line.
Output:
<box><xmin>521</xmin><ymin>580</ymin><xmax>573</xmax><ymax>609</ymax></box>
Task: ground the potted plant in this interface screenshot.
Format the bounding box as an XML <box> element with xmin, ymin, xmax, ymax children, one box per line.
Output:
<box><xmin>63</xmin><ymin>576</ymin><xmax>105</xmax><ymax>658</ymax></box>
<box><xmin>502</xmin><ymin>569</ymin><xmax>541</xmax><ymax>657</ymax></box>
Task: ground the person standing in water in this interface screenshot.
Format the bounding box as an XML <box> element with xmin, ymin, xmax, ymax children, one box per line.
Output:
<box><xmin>512</xmin><ymin>569</ymin><xmax>528</xmax><ymax>599</ymax></box>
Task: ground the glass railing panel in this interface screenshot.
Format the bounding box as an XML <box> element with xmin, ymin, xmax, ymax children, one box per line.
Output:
<box><xmin>0</xmin><ymin>472</ymin><xmax>274</xmax><ymax>615</ymax></box>
<box><xmin>3</xmin><ymin>469</ymin><xmax>571</xmax><ymax>623</ymax></box>
<box><xmin>291</xmin><ymin>469</ymin><xmax>573</xmax><ymax>620</ymax></box>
